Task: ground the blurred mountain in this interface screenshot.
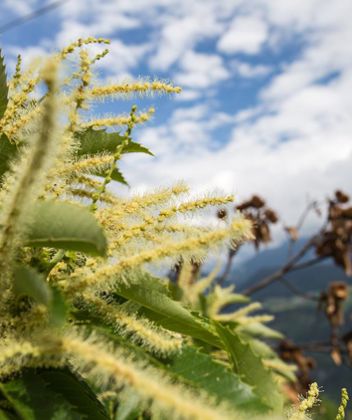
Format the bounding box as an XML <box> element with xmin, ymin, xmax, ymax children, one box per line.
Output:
<box><xmin>226</xmin><ymin>239</ymin><xmax>352</xmax><ymax>403</ymax></box>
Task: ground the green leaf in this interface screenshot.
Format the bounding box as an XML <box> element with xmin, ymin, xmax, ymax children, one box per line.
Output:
<box><xmin>0</xmin><ymin>368</ymin><xmax>109</xmax><ymax>420</ymax></box>
<box><xmin>93</xmin><ymin>165</ymin><xmax>128</xmax><ymax>186</ymax></box>
<box><xmin>115</xmin><ymin>273</ymin><xmax>221</xmax><ymax>347</ymax></box>
<box><xmin>214</xmin><ymin>323</ymin><xmax>284</xmax><ymax>412</ymax></box>
<box><xmin>75</xmin><ymin>128</ymin><xmax>153</xmax><ymax>157</ymax></box>
<box><xmin>0</xmin><ymin>51</ymin><xmax>8</xmax><ymax>119</ymax></box>
<box><xmin>13</xmin><ymin>265</ymin><xmax>51</xmax><ymax>305</ymax></box>
<box><xmin>26</xmin><ymin>200</ymin><xmax>108</xmax><ymax>256</ymax></box>
<box><xmin>49</xmin><ymin>287</ymin><xmax>68</xmax><ymax>327</ymax></box>
<box><xmin>0</xmin><ymin>134</ymin><xmax>18</xmax><ymax>180</ymax></box>
<box><xmin>167</xmin><ymin>346</ymin><xmax>269</xmax><ymax>413</ymax></box>
<box><xmin>12</xmin><ymin>265</ymin><xmax>67</xmax><ymax>326</ymax></box>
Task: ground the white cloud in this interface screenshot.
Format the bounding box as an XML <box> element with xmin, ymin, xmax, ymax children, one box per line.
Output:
<box><xmin>217</xmin><ymin>15</ymin><xmax>268</xmax><ymax>55</ymax></box>
<box><xmin>2</xmin><ymin>0</ymin><xmax>352</xmax><ymax>245</ymax></box>
<box><xmin>230</xmin><ymin>61</ymin><xmax>271</xmax><ymax>78</ymax></box>
<box><xmin>2</xmin><ymin>0</ymin><xmax>37</xmax><ymax>15</ymax></box>
<box><xmin>149</xmin><ymin>13</ymin><xmax>222</xmax><ymax>71</ymax></box>
<box><xmin>175</xmin><ymin>51</ymin><xmax>229</xmax><ymax>89</ymax></box>
<box><xmin>175</xmin><ymin>89</ymin><xmax>201</xmax><ymax>102</ymax></box>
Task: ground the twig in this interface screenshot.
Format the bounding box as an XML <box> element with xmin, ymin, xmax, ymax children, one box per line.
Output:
<box><xmin>217</xmin><ymin>248</ymin><xmax>239</xmax><ymax>286</ymax></box>
<box><xmin>241</xmin><ymin>237</ymin><xmax>318</xmax><ymax>296</ymax></box>
<box><xmin>279</xmin><ymin>277</ymin><xmax>320</xmax><ymax>302</ymax></box>
<box><xmin>0</xmin><ymin>1</ymin><xmax>67</xmax><ymax>34</ymax></box>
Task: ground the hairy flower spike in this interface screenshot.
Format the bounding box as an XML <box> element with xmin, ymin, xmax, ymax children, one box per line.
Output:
<box><xmin>91</xmin><ymin>48</ymin><xmax>110</xmax><ymax>64</ymax></box>
<box><xmin>60</xmin><ymin>37</ymin><xmax>110</xmax><ymax>59</ymax></box>
<box><xmin>289</xmin><ymin>382</ymin><xmax>320</xmax><ymax>420</ymax></box>
<box><xmin>336</xmin><ymin>388</ymin><xmax>349</xmax><ymax>420</ymax></box>
<box><xmin>84</xmin><ymin>293</ymin><xmax>182</xmax><ymax>355</ymax></box>
<box><xmin>90</xmin><ymin>105</ymin><xmax>138</xmax><ymax>211</ymax></box>
<box><xmin>90</xmin><ymin>80</ymin><xmax>181</xmax><ymax>98</ymax></box>
<box><xmin>61</xmin><ymin>334</ymin><xmax>231</xmax><ymax>420</ymax></box>
<box><xmin>82</xmin><ymin>107</ymin><xmax>155</xmax><ymax>129</ymax></box>
<box><xmin>0</xmin><ymin>59</ymin><xmax>60</xmax><ymax>284</ymax></box>
<box><xmin>12</xmin><ymin>54</ymin><xmax>22</xmax><ymax>89</ymax></box>
<box><xmin>70</xmin><ymin>218</ymin><xmax>252</xmax><ymax>292</ymax></box>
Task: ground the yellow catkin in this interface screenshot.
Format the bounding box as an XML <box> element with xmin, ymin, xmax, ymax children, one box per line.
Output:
<box><xmin>0</xmin><ymin>339</ymin><xmax>63</xmax><ymax>378</ymax></box>
<box><xmin>10</xmin><ymin>54</ymin><xmax>22</xmax><ymax>89</ymax></box>
<box><xmin>105</xmin><ymin>183</ymin><xmax>189</xmax><ymax>219</ymax></box>
<box><xmin>4</xmin><ymin>105</ymin><xmax>42</xmax><ymax>139</ymax></box>
<box><xmin>289</xmin><ymin>382</ymin><xmax>320</xmax><ymax>420</ymax></box>
<box><xmin>226</xmin><ymin>302</ymin><xmax>262</xmax><ymax>319</ymax></box>
<box><xmin>82</xmin><ymin>107</ymin><xmax>155</xmax><ymax>129</ymax></box>
<box><xmin>62</xmin><ymin>335</ymin><xmax>230</xmax><ymax>420</ymax></box>
<box><xmin>105</xmin><ymin>195</ymin><xmax>234</xmax><ymax>247</ymax></box>
<box><xmin>60</xmin><ymin>155</ymin><xmax>113</xmax><ymax>176</ymax></box>
<box><xmin>91</xmin><ymin>48</ymin><xmax>109</xmax><ymax>64</ymax></box>
<box><xmin>157</xmin><ymin>195</ymin><xmax>234</xmax><ymax>223</ymax></box>
<box><xmin>68</xmin><ymin>49</ymin><xmax>93</xmax><ymax>131</ymax></box>
<box><xmin>0</xmin><ymin>59</ymin><xmax>59</xmax><ymax>284</ymax></box>
<box><xmin>230</xmin><ymin>315</ymin><xmax>274</xmax><ymax>325</ymax></box>
<box><xmin>84</xmin><ymin>294</ymin><xmax>182</xmax><ymax>355</ymax></box>
<box><xmin>336</xmin><ymin>388</ymin><xmax>349</xmax><ymax>420</ymax></box>
<box><xmin>89</xmin><ymin>81</ymin><xmax>181</xmax><ymax>98</ymax></box>
<box><xmin>60</xmin><ymin>37</ymin><xmax>110</xmax><ymax>59</ymax></box>
<box><xmin>208</xmin><ymin>286</ymin><xmax>249</xmax><ymax>319</ymax></box>
<box><xmin>69</xmin><ymin>187</ymin><xmax>117</xmax><ymax>205</ymax></box>
<box><xmin>69</xmin><ymin>218</ymin><xmax>252</xmax><ymax>291</ymax></box>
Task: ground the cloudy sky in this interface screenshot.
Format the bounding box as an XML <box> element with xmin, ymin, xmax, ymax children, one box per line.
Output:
<box><xmin>1</xmin><ymin>0</ymin><xmax>352</xmax><ymax>239</ymax></box>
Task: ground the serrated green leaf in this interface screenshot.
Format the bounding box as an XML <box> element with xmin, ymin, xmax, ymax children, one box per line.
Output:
<box><xmin>0</xmin><ymin>51</ymin><xmax>8</xmax><ymax>119</ymax></box>
<box><xmin>214</xmin><ymin>323</ymin><xmax>284</xmax><ymax>412</ymax></box>
<box><xmin>0</xmin><ymin>368</ymin><xmax>108</xmax><ymax>420</ymax></box>
<box><xmin>167</xmin><ymin>346</ymin><xmax>269</xmax><ymax>413</ymax></box>
<box><xmin>13</xmin><ymin>265</ymin><xmax>51</xmax><ymax>305</ymax></box>
<box><xmin>26</xmin><ymin>200</ymin><xmax>107</xmax><ymax>256</ymax></box>
<box><xmin>0</xmin><ymin>134</ymin><xmax>18</xmax><ymax>180</ymax></box>
<box><xmin>116</xmin><ymin>273</ymin><xmax>220</xmax><ymax>347</ymax></box>
<box><xmin>111</xmin><ymin>167</ymin><xmax>128</xmax><ymax>185</ymax></box>
<box><xmin>93</xmin><ymin>165</ymin><xmax>128</xmax><ymax>185</ymax></box>
<box><xmin>75</xmin><ymin>128</ymin><xmax>153</xmax><ymax>157</ymax></box>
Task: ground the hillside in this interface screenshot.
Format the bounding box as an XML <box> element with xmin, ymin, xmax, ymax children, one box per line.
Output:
<box><xmin>229</xmin><ymin>241</ymin><xmax>352</xmax><ymax>403</ymax></box>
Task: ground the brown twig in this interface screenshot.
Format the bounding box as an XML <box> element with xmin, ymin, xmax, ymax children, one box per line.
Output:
<box><xmin>279</xmin><ymin>277</ymin><xmax>320</xmax><ymax>302</ymax></box>
<box><xmin>217</xmin><ymin>248</ymin><xmax>239</xmax><ymax>286</ymax></box>
<box><xmin>241</xmin><ymin>237</ymin><xmax>318</xmax><ymax>296</ymax></box>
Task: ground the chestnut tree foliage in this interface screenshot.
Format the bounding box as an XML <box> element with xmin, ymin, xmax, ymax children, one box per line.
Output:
<box><xmin>0</xmin><ymin>40</ymin><xmax>348</xmax><ymax>420</ymax></box>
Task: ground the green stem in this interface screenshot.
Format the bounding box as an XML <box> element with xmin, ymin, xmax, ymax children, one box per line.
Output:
<box><xmin>90</xmin><ymin>104</ymin><xmax>137</xmax><ymax>211</ymax></box>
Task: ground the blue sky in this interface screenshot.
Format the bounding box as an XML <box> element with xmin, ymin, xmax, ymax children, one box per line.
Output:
<box><xmin>1</xmin><ymin>0</ymin><xmax>352</xmax><ymax>241</ymax></box>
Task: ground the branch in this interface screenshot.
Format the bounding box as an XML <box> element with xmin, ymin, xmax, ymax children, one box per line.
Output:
<box><xmin>217</xmin><ymin>247</ymin><xmax>239</xmax><ymax>286</ymax></box>
<box><xmin>279</xmin><ymin>277</ymin><xmax>320</xmax><ymax>302</ymax></box>
<box><xmin>241</xmin><ymin>237</ymin><xmax>320</xmax><ymax>296</ymax></box>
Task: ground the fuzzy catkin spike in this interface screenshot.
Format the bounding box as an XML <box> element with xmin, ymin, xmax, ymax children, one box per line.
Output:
<box><xmin>62</xmin><ymin>334</ymin><xmax>232</xmax><ymax>420</ymax></box>
<box><xmin>89</xmin><ymin>80</ymin><xmax>181</xmax><ymax>98</ymax></box>
<box><xmin>90</xmin><ymin>104</ymin><xmax>138</xmax><ymax>211</ymax></box>
<box><xmin>84</xmin><ymin>293</ymin><xmax>182</xmax><ymax>355</ymax></box>
<box><xmin>68</xmin><ymin>218</ymin><xmax>252</xmax><ymax>292</ymax></box>
<box><xmin>0</xmin><ymin>338</ymin><xmax>63</xmax><ymax>378</ymax></box>
<box><xmin>104</xmin><ymin>183</ymin><xmax>189</xmax><ymax>219</ymax></box>
<box><xmin>336</xmin><ymin>388</ymin><xmax>349</xmax><ymax>420</ymax></box>
<box><xmin>82</xmin><ymin>107</ymin><xmax>155</xmax><ymax>129</ymax></box>
<box><xmin>158</xmin><ymin>195</ymin><xmax>234</xmax><ymax>223</ymax></box>
<box><xmin>68</xmin><ymin>48</ymin><xmax>93</xmax><ymax>132</ymax></box>
<box><xmin>289</xmin><ymin>382</ymin><xmax>320</xmax><ymax>420</ymax></box>
<box><xmin>11</xmin><ymin>54</ymin><xmax>22</xmax><ymax>89</ymax></box>
<box><xmin>0</xmin><ymin>59</ymin><xmax>59</xmax><ymax>283</ymax></box>
<box><xmin>60</xmin><ymin>37</ymin><xmax>110</xmax><ymax>59</ymax></box>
